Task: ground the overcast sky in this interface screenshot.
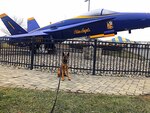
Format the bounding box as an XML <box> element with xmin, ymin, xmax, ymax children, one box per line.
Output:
<box><xmin>0</xmin><ymin>0</ymin><xmax>150</xmax><ymax>41</ymax></box>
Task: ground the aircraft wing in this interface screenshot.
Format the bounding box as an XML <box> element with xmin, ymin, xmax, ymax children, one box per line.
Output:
<box><xmin>6</xmin><ymin>31</ymin><xmax>47</xmax><ymax>38</ymax></box>
<box><xmin>6</xmin><ymin>17</ymin><xmax>115</xmax><ymax>39</ymax></box>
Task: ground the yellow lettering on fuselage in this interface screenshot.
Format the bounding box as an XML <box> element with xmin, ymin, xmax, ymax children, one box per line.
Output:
<box><xmin>107</xmin><ymin>21</ymin><xmax>113</xmax><ymax>30</ymax></box>
<box><xmin>74</xmin><ymin>28</ymin><xmax>91</xmax><ymax>34</ymax></box>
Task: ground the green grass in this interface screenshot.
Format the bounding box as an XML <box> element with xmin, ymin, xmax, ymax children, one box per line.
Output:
<box><xmin>0</xmin><ymin>87</ymin><xmax>150</xmax><ymax>113</ymax></box>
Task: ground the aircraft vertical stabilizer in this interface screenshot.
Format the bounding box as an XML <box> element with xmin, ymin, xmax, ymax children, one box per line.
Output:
<box><xmin>0</xmin><ymin>13</ymin><xmax>27</xmax><ymax>35</ymax></box>
<box><xmin>27</xmin><ymin>17</ymin><xmax>40</xmax><ymax>32</ymax></box>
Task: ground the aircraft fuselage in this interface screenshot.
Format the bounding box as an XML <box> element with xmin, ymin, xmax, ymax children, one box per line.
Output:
<box><xmin>36</xmin><ymin>10</ymin><xmax>150</xmax><ymax>39</ymax></box>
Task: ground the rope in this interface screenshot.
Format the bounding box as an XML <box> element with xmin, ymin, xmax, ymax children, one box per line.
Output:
<box><xmin>49</xmin><ymin>75</ymin><xmax>61</xmax><ymax>113</ymax></box>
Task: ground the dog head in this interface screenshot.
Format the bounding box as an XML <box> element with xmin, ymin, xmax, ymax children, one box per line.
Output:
<box><xmin>62</xmin><ymin>52</ymin><xmax>69</xmax><ymax>64</ymax></box>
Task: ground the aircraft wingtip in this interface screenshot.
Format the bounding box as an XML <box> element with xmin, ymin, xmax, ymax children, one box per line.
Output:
<box><xmin>0</xmin><ymin>13</ymin><xmax>7</xmax><ymax>18</ymax></box>
<box><xmin>28</xmin><ymin>17</ymin><xmax>35</xmax><ymax>21</ymax></box>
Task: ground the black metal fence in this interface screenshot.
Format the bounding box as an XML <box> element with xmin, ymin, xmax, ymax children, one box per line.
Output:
<box><xmin>0</xmin><ymin>37</ymin><xmax>149</xmax><ymax>76</ymax></box>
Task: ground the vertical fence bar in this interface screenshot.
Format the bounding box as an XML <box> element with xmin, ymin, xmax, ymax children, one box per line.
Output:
<box><xmin>146</xmin><ymin>44</ymin><xmax>150</xmax><ymax>75</ymax></box>
<box><xmin>92</xmin><ymin>39</ymin><xmax>97</xmax><ymax>75</ymax></box>
<box><xmin>139</xmin><ymin>45</ymin><xmax>143</xmax><ymax>74</ymax></box>
<box><xmin>142</xmin><ymin>44</ymin><xmax>146</xmax><ymax>75</ymax></box>
<box><xmin>30</xmin><ymin>38</ymin><xmax>35</xmax><ymax>70</ymax></box>
<box><xmin>130</xmin><ymin>44</ymin><xmax>133</xmax><ymax>75</ymax></box>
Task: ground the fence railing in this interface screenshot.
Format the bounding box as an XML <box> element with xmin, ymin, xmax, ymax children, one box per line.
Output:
<box><xmin>0</xmin><ymin>37</ymin><xmax>149</xmax><ymax>76</ymax></box>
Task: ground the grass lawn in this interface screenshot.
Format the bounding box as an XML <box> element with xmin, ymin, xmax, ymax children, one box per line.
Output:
<box><xmin>0</xmin><ymin>87</ymin><xmax>150</xmax><ymax>113</ymax></box>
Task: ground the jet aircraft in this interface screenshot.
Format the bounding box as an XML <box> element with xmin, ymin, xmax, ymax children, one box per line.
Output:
<box><xmin>0</xmin><ymin>8</ymin><xmax>150</xmax><ymax>50</ymax></box>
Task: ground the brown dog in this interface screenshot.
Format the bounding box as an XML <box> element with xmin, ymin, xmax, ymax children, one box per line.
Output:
<box><xmin>57</xmin><ymin>52</ymin><xmax>71</xmax><ymax>81</ymax></box>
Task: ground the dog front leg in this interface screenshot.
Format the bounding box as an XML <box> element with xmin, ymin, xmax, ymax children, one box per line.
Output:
<box><xmin>62</xmin><ymin>69</ymin><xmax>65</xmax><ymax>81</ymax></box>
<box><xmin>66</xmin><ymin>67</ymin><xmax>71</xmax><ymax>81</ymax></box>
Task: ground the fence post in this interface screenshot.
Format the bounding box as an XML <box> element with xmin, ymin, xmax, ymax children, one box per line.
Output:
<box><xmin>30</xmin><ymin>37</ymin><xmax>35</xmax><ymax>70</ymax></box>
<box><xmin>92</xmin><ymin>39</ymin><xmax>97</xmax><ymax>75</ymax></box>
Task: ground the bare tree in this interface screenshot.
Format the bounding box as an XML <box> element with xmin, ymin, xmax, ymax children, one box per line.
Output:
<box><xmin>0</xmin><ymin>27</ymin><xmax>10</xmax><ymax>35</ymax></box>
<box><xmin>0</xmin><ymin>16</ymin><xmax>26</xmax><ymax>35</ymax></box>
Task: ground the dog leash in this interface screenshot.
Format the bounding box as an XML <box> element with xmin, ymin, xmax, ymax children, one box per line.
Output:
<box><xmin>49</xmin><ymin>74</ymin><xmax>61</xmax><ymax>113</ymax></box>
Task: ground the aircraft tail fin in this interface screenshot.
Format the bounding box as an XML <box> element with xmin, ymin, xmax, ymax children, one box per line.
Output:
<box><xmin>27</xmin><ymin>17</ymin><xmax>40</xmax><ymax>32</ymax></box>
<box><xmin>0</xmin><ymin>13</ymin><xmax>27</xmax><ymax>35</ymax></box>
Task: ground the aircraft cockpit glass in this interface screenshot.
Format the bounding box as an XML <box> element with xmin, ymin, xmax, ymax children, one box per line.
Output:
<box><xmin>81</xmin><ymin>9</ymin><xmax>117</xmax><ymax>16</ymax></box>
<box><xmin>101</xmin><ymin>9</ymin><xmax>117</xmax><ymax>15</ymax></box>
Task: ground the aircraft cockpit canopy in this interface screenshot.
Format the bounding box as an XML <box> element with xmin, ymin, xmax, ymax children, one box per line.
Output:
<box><xmin>82</xmin><ymin>9</ymin><xmax>117</xmax><ymax>16</ymax></box>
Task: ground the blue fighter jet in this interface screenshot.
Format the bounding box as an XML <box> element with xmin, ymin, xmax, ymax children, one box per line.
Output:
<box><xmin>0</xmin><ymin>8</ymin><xmax>150</xmax><ymax>50</ymax></box>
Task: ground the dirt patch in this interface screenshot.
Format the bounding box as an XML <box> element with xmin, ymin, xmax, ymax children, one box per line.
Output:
<box><xmin>140</xmin><ymin>94</ymin><xmax>150</xmax><ymax>101</ymax></box>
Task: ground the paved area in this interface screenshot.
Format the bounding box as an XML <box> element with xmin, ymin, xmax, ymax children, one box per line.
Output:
<box><xmin>0</xmin><ymin>65</ymin><xmax>150</xmax><ymax>95</ymax></box>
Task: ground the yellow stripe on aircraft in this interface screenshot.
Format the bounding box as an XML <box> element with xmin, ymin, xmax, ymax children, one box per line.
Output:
<box><xmin>90</xmin><ymin>34</ymin><xmax>105</xmax><ymax>38</ymax></box>
<box><xmin>73</xmin><ymin>15</ymin><xmax>99</xmax><ymax>19</ymax></box>
<box><xmin>74</xmin><ymin>13</ymin><xmax>120</xmax><ymax>19</ymax></box>
<box><xmin>0</xmin><ymin>13</ymin><xmax>7</xmax><ymax>18</ymax></box>
<box><xmin>8</xmin><ymin>21</ymin><xmax>15</xmax><ymax>30</ymax></box>
<box><xmin>103</xmin><ymin>34</ymin><xmax>115</xmax><ymax>37</ymax></box>
<box><xmin>90</xmin><ymin>33</ymin><xmax>115</xmax><ymax>38</ymax></box>
<box><xmin>28</xmin><ymin>17</ymin><xmax>35</xmax><ymax>21</ymax></box>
